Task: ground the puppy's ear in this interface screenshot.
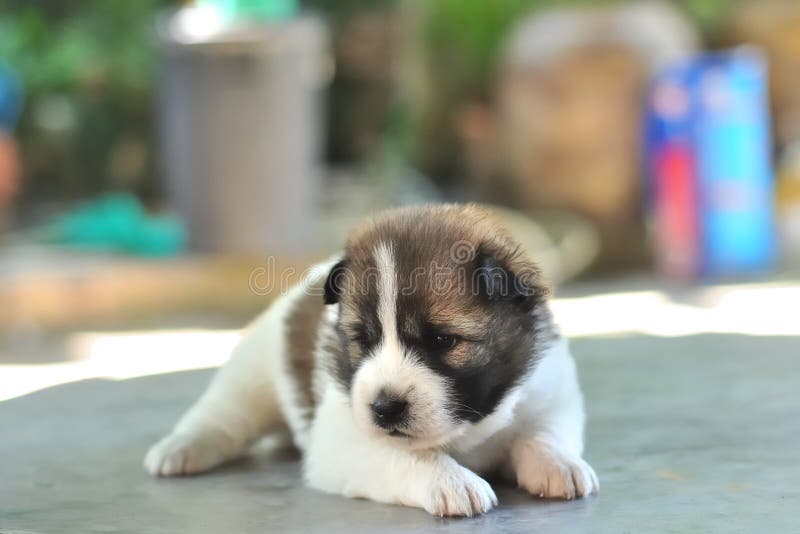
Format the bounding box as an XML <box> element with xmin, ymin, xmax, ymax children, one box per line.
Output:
<box><xmin>475</xmin><ymin>253</ymin><xmax>539</xmax><ymax>305</ymax></box>
<box><xmin>324</xmin><ymin>259</ymin><xmax>349</xmax><ymax>305</ymax></box>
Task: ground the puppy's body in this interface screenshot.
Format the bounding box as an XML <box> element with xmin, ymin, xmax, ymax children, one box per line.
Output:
<box><xmin>145</xmin><ymin>205</ymin><xmax>597</xmax><ymax>516</ymax></box>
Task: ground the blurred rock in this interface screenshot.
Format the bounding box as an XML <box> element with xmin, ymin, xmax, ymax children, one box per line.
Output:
<box><xmin>461</xmin><ymin>1</ymin><xmax>699</xmax><ymax>269</ymax></box>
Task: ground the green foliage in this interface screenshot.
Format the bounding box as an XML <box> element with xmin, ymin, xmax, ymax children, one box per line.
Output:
<box><xmin>0</xmin><ymin>1</ymin><xmax>172</xmax><ymax>94</ymax></box>
<box><xmin>0</xmin><ymin>0</ymin><xmax>176</xmax><ymax>201</ymax></box>
<box><xmin>678</xmin><ymin>0</ymin><xmax>731</xmax><ymax>34</ymax></box>
<box><xmin>418</xmin><ymin>0</ymin><xmax>620</xmax><ymax>98</ymax></box>
<box><xmin>416</xmin><ymin>0</ymin><xmax>730</xmax><ymax>97</ymax></box>
<box><xmin>0</xmin><ymin>0</ymin><xmax>736</xmax><ymax>203</ymax></box>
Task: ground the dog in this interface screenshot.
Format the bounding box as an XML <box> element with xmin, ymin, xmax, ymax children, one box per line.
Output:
<box><xmin>144</xmin><ymin>204</ymin><xmax>598</xmax><ymax>517</ymax></box>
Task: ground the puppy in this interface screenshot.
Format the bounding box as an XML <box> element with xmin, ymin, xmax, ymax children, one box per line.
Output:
<box><xmin>144</xmin><ymin>204</ymin><xmax>598</xmax><ymax>517</ymax></box>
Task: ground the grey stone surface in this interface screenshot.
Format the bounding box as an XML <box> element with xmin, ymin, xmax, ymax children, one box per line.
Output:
<box><xmin>1</xmin><ymin>333</ymin><xmax>799</xmax><ymax>533</ymax></box>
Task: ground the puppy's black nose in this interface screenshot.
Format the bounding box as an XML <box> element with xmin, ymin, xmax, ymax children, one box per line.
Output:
<box><xmin>371</xmin><ymin>390</ymin><xmax>408</xmax><ymax>428</ymax></box>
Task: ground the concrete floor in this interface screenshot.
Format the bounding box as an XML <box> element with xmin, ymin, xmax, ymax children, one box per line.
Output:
<box><xmin>2</xmin><ymin>328</ymin><xmax>799</xmax><ymax>533</ymax></box>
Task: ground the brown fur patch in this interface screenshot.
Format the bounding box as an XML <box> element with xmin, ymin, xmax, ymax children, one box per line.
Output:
<box><xmin>345</xmin><ymin>204</ymin><xmax>548</xmax><ymax>297</ymax></box>
<box><xmin>285</xmin><ymin>277</ymin><xmax>327</xmax><ymax>411</ymax></box>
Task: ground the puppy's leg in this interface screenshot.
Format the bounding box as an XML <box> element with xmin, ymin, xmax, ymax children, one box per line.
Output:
<box><xmin>144</xmin><ymin>308</ymin><xmax>285</xmax><ymax>477</ymax></box>
<box><xmin>508</xmin><ymin>339</ymin><xmax>599</xmax><ymax>499</ymax></box>
<box><xmin>304</xmin><ymin>387</ymin><xmax>497</xmax><ymax>517</ymax></box>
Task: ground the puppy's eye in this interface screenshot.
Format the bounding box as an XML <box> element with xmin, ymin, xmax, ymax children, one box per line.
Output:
<box><xmin>350</xmin><ymin>332</ymin><xmax>369</xmax><ymax>346</ymax></box>
<box><xmin>427</xmin><ymin>334</ymin><xmax>457</xmax><ymax>351</ymax></box>
<box><xmin>348</xmin><ymin>329</ymin><xmax>373</xmax><ymax>350</ymax></box>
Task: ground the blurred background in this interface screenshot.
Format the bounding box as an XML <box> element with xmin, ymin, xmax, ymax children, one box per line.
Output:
<box><xmin>1</xmin><ymin>0</ymin><xmax>800</xmax><ymax>398</ymax></box>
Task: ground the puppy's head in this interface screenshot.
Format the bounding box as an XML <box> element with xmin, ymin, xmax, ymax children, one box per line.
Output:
<box><xmin>324</xmin><ymin>204</ymin><xmax>552</xmax><ymax>450</ymax></box>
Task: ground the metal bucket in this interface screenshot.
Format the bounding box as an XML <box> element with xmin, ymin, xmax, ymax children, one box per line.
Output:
<box><xmin>158</xmin><ymin>11</ymin><xmax>329</xmax><ymax>254</ymax></box>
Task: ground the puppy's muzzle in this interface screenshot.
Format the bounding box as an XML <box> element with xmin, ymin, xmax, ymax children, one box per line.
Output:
<box><xmin>370</xmin><ymin>389</ymin><xmax>408</xmax><ymax>429</ymax></box>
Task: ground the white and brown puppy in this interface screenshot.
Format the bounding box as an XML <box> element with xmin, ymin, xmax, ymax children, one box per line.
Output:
<box><xmin>144</xmin><ymin>204</ymin><xmax>598</xmax><ymax>517</ymax></box>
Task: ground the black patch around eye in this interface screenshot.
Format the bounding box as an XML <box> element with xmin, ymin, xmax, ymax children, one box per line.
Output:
<box><xmin>410</xmin><ymin>311</ymin><xmax>541</xmax><ymax>424</ymax></box>
<box><xmin>350</xmin><ymin>331</ymin><xmax>373</xmax><ymax>352</ymax></box>
<box><xmin>423</xmin><ymin>333</ymin><xmax>457</xmax><ymax>352</ymax></box>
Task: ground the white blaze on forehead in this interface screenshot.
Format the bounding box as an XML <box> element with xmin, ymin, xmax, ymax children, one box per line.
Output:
<box><xmin>349</xmin><ymin>241</ymin><xmax>458</xmax><ymax>444</ymax></box>
<box><xmin>374</xmin><ymin>241</ymin><xmax>398</xmax><ymax>347</ymax></box>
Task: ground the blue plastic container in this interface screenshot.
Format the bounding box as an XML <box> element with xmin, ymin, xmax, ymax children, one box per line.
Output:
<box><xmin>645</xmin><ymin>47</ymin><xmax>776</xmax><ymax>279</ymax></box>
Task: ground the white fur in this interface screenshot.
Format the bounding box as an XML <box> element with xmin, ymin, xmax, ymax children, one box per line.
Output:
<box><xmin>145</xmin><ymin>259</ymin><xmax>335</xmax><ymax>474</ymax></box>
<box><xmin>144</xmin><ymin>259</ymin><xmax>598</xmax><ymax>516</ymax></box>
<box><xmin>305</xmin><ymin>384</ymin><xmax>497</xmax><ymax>517</ymax></box>
<box><xmin>374</xmin><ymin>241</ymin><xmax>398</xmax><ymax>350</ymax></box>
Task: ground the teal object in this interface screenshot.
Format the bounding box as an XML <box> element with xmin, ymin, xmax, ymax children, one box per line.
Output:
<box><xmin>32</xmin><ymin>194</ymin><xmax>186</xmax><ymax>257</ymax></box>
<box><xmin>199</xmin><ymin>0</ymin><xmax>298</xmax><ymax>21</ymax></box>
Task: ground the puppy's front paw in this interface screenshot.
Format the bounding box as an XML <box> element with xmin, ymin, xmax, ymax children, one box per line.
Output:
<box><xmin>144</xmin><ymin>432</ymin><xmax>225</xmax><ymax>477</ymax></box>
<box><xmin>425</xmin><ymin>460</ymin><xmax>497</xmax><ymax>517</ymax></box>
<box><xmin>512</xmin><ymin>442</ymin><xmax>599</xmax><ymax>500</ymax></box>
